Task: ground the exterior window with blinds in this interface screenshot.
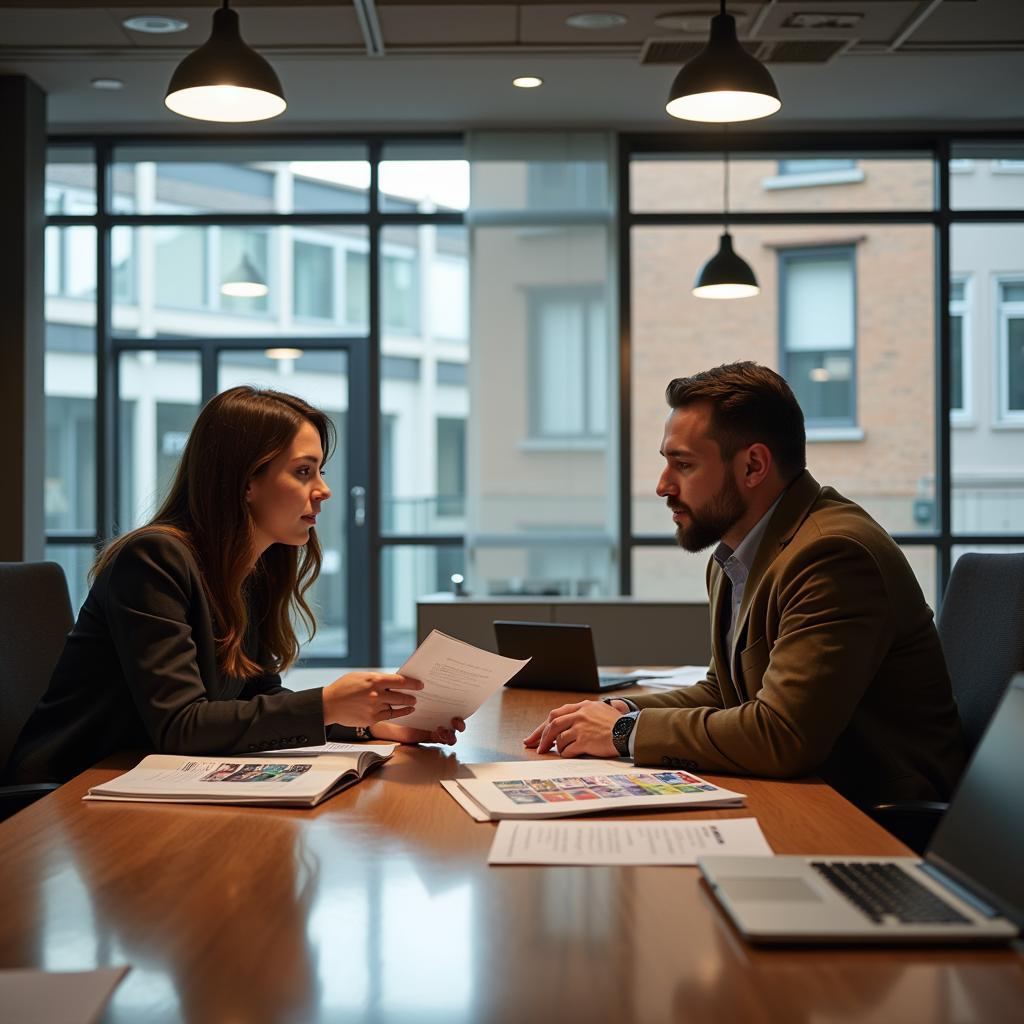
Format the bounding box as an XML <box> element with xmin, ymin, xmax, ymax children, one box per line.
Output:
<box><xmin>529</xmin><ymin>286</ymin><xmax>608</xmax><ymax>440</ymax></box>
<box><xmin>950</xmin><ymin>277</ymin><xmax>969</xmax><ymax>418</ymax></box>
<box><xmin>779</xmin><ymin>247</ymin><xmax>857</xmax><ymax>426</ymax></box>
<box><xmin>1000</xmin><ymin>280</ymin><xmax>1024</xmax><ymax>421</ymax></box>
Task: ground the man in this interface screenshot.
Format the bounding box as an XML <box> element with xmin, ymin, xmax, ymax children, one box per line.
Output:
<box><xmin>524</xmin><ymin>362</ymin><xmax>965</xmax><ymax>807</ymax></box>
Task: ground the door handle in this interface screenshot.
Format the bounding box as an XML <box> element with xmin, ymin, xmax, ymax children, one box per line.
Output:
<box><xmin>350</xmin><ymin>485</ymin><xmax>366</xmax><ymax>527</ymax></box>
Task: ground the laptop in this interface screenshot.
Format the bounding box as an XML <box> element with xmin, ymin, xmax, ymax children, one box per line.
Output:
<box><xmin>493</xmin><ymin>621</ymin><xmax>656</xmax><ymax>693</ymax></box>
<box><xmin>698</xmin><ymin>673</ymin><xmax>1024</xmax><ymax>945</ymax></box>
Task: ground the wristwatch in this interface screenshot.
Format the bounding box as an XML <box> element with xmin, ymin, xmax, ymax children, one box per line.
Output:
<box><xmin>611</xmin><ymin>712</ymin><xmax>637</xmax><ymax>757</ymax></box>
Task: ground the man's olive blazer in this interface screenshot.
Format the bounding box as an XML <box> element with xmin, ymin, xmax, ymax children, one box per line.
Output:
<box><xmin>630</xmin><ymin>471</ymin><xmax>966</xmax><ymax>806</ymax></box>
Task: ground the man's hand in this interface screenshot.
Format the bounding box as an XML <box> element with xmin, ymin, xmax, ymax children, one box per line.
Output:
<box><xmin>523</xmin><ymin>699</ymin><xmax>623</xmax><ymax>758</ymax></box>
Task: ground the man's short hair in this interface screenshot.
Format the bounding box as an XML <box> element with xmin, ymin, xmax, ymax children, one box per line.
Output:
<box><xmin>665</xmin><ymin>362</ymin><xmax>807</xmax><ymax>480</ymax></box>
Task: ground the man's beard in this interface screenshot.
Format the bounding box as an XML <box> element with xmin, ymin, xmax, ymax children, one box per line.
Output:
<box><xmin>669</xmin><ymin>473</ymin><xmax>746</xmax><ymax>552</ymax></box>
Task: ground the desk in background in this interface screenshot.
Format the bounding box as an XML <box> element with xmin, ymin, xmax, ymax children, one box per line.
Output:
<box><xmin>416</xmin><ymin>593</ymin><xmax>712</xmax><ymax>666</ymax></box>
<box><xmin>1</xmin><ymin>685</ymin><xmax>1021</xmax><ymax>1024</ymax></box>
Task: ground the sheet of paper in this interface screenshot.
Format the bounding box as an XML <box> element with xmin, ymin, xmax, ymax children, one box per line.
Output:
<box><xmin>627</xmin><ymin>666</ymin><xmax>708</xmax><ymax>689</ymax></box>
<box><xmin>259</xmin><ymin>741</ymin><xmax>397</xmax><ymax>758</ymax></box>
<box><xmin>488</xmin><ymin>817</ymin><xmax>772</xmax><ymax>865</ymax></box>
<box><xmin>439</xmin><ymin>778</ymin><xmax>491</xmax><ymax>821</ymax></box>
<box><xmin>0</xmin><ymin>966</ymin><xmax>129</xmax><ymax>1024</ymax></box>
<box><xmin>393</xmin><ymin>629</ymin><xmax>530</xmax><ymax>730</ymax></box>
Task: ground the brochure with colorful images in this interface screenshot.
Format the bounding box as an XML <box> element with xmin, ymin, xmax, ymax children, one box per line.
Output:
<box><xmin>83</xmin><ymin>746</ymin><xmax>395</xmax><ymax>808</ymax></box>
<box><xmin>445</xmin><ymin>758</ymin><xmax>744</xmax><ymax>820</ymax></box>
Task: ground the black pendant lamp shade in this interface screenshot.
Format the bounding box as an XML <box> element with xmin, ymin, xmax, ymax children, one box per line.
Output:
<box><xmin>693</xmin><ymin>137</ymin><xmax>759</xmax><ymax>300</ymax></box>
<box><xmin>693</xmin><ymin>233</ymin><xmax>759</xmax><ymax>299</ymax></box>
<box><xmin>666</xmin><ymin>6</ymin><xmax>781</xmax><ymax>123</ymax></box>
<box><xmin>165</xmin><ymin>2</ymin><xmax>286</xmax><ymax>122</ymax></box>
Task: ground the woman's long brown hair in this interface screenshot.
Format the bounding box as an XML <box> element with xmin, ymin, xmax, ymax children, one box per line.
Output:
<box><xmin>91</xmin><ymin>386</ymin><xmax>335</xmax><ymax>679</ymax></box>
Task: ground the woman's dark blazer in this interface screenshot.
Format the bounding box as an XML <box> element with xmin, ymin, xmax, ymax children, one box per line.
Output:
<box><xmin>7</xmin><ymin>530</ymin><xmax>336</xmax><ymax>785</ymax></box>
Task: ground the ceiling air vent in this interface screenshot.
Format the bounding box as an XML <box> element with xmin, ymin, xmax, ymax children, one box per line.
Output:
<box><xmin>762</xmin><ymin>39</ymin><xmax>851</xmax><ymax>63</ymax></box>
<box><xmin>639</xmin><ymin>38</ymin><xmax>762</xmax><ymax>66</ymax></box>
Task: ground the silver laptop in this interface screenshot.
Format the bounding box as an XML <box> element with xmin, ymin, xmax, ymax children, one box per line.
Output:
<box><xmin>698</xmin><ymin>674</ymin><xmax>1024</xmax><ymax>945</ymax></box>
<box><xmin>493</xmin><ymin>621</ymin><xmax>656</xmax><ymax>692</ymax></box>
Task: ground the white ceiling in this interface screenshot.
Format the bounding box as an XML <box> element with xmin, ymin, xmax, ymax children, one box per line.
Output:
<box><xmin>0</xmin><ymin>1</ymin><xmax>1021</xmax><ymax>134</ymax></box>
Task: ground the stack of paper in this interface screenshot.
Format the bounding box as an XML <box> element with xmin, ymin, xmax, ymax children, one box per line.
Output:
<box><xmin>441</xmin><ymin>758</ymin><xmax>744</xmax><ymax>821</ymax></box>
<box><xmin>627</xmin><ymin>666</ymin><xmax>708</xmax><ymax>690</ymax></box>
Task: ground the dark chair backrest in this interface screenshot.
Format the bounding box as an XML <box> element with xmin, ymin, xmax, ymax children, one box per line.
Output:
<box><xmin>0</xmin><ymin>562</ymin><xmax>75</xmax><ymax>773</ymax></box>
<box><xmin>937</xmin><ymin>552</ymin><xmax>1024</xmax><ymax>756</ymax></box>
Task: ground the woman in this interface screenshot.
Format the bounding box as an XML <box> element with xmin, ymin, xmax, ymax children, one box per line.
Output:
<box><xmin>8</xmin><ymin>385</ymin><xmax>463</xmax><ymax>784</ymax></box>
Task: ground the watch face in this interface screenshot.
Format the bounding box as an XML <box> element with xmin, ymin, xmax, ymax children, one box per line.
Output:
<box><xmin>613</xmin><ymin>714</ymin><xmax>635</xmax><ymax>754</ymax></box>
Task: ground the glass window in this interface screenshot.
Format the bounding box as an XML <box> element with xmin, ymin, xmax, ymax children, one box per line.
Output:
<box><xmin>117</xmin><ymin>351</ymin><xmax>202</xmax><ymax>530</ymax></box>
<box><xmin>218</xmin><ymin>227</ymin><xmax>271</xmax><ymax>316</ymax></box>
<box><xmin>778</xmin><ymin>158</ymin><xmax>857</xmax><ymax>175</ymax></box>
<box><xmin>780</xmin><ymin>247</ymin><xmax>857</xmax><ymax>427</ymax></box>
<box><xmin>113</xmin><ymin>224</ymin><xmax>368</xmax><ymax>338</ymax></box>
<box><xmin>293</xmin><ymin>239</ymin><xmax>335</xmax><ymax>320</ymax></box>
<box><xmin>344</xmin><ymin>249</ymin><xmax>369</xmax><ymax>332</ymax></box>
<box><xmin>382</xmin><ymin>545</ymin><xmax>466</xmax><ymax>665</ymax></box>
<box><xmin>379</xmin><ymin>140</ymin><xmax>469</xmax><ymax>213</ymax></box>
<box><xmin>632</xmin><ymin>224</ymin><xmax>933</xmax><ymax>537</ymax></box>
<box><xmin>45</xmin><ymin>544</ymin><xmax>96</xmax><ymax>616</ymax></box>
<box><xmin>381</xmin><ymin>229</ymin><xmax>421</xmax><ymax>336</ymax></box>
<box><xmin>468</xmin><ymin>132</ymin><xmax>611</xmax><ymax>214</ymax></box>
<box><xmin>950</xmin><ymin>277</ymin><xmax>969</xmax><ymax>417</ymax></box>
<box><xmin>436</xmin><ymin>418</ymin><xmax>466</xmax><ymax>519</ymax></box>
<box><xmin>951</xmin><ymin>142</ymin><xmax>1024</xmax><ymax>210</ymax></box>
<box><xmin>45</xmin><ymin>226</ymin><xmax>96</xmax><ymax>533</ymax></box>
<box><xmin>951</xmin><ymin>225</ymin><xmax>1024</xmax><ymax>534</ymax></box>
<box><xmin>631</xmin><ymin>152</ymin><xmax>932</xmax><ymax>213</ymax></box>
<box><xmin>380</xmin><ymin>222</ymin><xmax>469</xmax><ymax>539</ymax></box>
<box><xmin>999</xmin><ymin>280</ymin><xmax>1024</xmax><ymax>420</ymax></box>
<box><xmin>45</xmin><ymin>224</ymin><xmax>96</xmax><ymax>300</ymax></box>
<box><xmin>530</xmin><ymin>287</ymin><xmax>608</xmax><ymax>439</ymax></box>
<box><xmin>46</xmin><ymin>145</ymin><xmax>95</xmax><ymax>216</ymax></box>
<box><xmin>154</xmin><ymin>225</ymin><xmax>207</xmax><ymax>310</ymax></box>
<box><xmin>111</xmin><ymin>143</ymin><xmax>369</xmax><ymax>214</ymax></box>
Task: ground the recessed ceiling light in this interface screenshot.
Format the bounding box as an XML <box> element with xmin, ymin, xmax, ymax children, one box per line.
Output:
<box><xmin>512</xmin><ymin>76</ymin><xmax>544</xmax><ymax>89</ymax></box>
<box><xmin>566</xmin><ymin>13</ymin><xmax>628</xmax><ymax>30</ymax></box>
<box><xmin>655</xmin><ymin>10</ymin><xmax>748</xmax><ymax>33</ymax></box>
<box><xmin>91</xmin><ymin>78</ymin><xmax>124</xmax><ymax>91</ymax></box>
<box><xmin>123</xmin><ymin>15</ymin><xmax>189</xmax><ymax>34</ymax></box>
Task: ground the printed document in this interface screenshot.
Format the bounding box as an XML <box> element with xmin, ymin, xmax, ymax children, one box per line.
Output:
<box><xmin>443</xmin><ymin>758</ymin><xmax>744</xmax><ymax>820</ymax></box>
<box><xmin>393</xmin><ymin>629</ymin><xmax>530</xmax><ymax>731</ymax></box>
<box><xmin>488</xmin><ymin>818</ymin><xmax>772</xmax><ymax>865</ymax></box>
<box><xmin>627</xmin><ymin>666</ymin><xmax>708</xmax><ymax>690</ymax></box>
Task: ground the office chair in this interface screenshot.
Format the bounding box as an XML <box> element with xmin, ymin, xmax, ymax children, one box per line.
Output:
<box><xmin>871</xmin><ymin>552</ymin><xmax>1024</xmax><ymax>853</ymax></box>
<box><xmin>0</xmin><ymin>561</ymin><xmax>75</xmax><ymax>820</ymax></box>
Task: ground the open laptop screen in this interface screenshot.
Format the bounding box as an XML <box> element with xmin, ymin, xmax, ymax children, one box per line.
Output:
<box><xmin>925</xmin><ymin>675</ymin><xmax>1024</xmax><ymax>928</ymax></box>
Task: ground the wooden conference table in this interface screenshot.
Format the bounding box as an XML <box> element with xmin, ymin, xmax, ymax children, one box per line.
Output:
<box><xmin>1</xmin><ymin>684</ymin><xmax>1022</xmax><ymax>1024</ymax></box>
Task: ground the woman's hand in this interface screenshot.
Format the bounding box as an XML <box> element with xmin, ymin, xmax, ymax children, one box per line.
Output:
<box><xmin>371</xmin><ymin>718</ymin><xmax>466</xmax><ymax>746</ymax></box>
<box><xmin>322</xmin><ymin>672</ymin><xmax>423</xmax><ymax>728</ymax></box>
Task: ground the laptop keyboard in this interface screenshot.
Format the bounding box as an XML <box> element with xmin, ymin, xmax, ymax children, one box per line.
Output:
<box><xmin>811</xmin><ymin>862</ymin><xmax>971</xmax><ymax>925</ymax></box>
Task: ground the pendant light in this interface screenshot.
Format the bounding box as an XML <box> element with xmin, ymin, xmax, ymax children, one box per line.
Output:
<box><xmin>666</xmin><ymin>0</ymin><xmax>781</xmax><ymax>123</ymax></box>
<box><xmin>693</xmin><ymin>137</ymin><xmax>759</xmax><ymax>300</ymax></box>
<box><xmin>221</xmin><ymin>253</ymin><xmax>269</xmax><ymax>298</ymax></box>
<box><xmin>165</xmin><ymin>0</ymin><xmax>286</xmax><ymax>122</ymax></box>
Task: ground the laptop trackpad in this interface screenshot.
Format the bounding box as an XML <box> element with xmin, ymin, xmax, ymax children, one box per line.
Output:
<box><xmin>720</xmin><ymin>877</ymin><xmax>824</xmax><ymax>903</ymax></box>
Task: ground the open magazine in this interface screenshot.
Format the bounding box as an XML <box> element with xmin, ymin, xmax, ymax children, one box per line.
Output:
<box><xmin>443</xmin><ymin>758</ymin><xmax>744</xmax><ymax>821</ymax></box>
<box><xmin>83</xmin><ymin>744</ymin><xmax>396</xmax><ymax>808</ymax></box>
